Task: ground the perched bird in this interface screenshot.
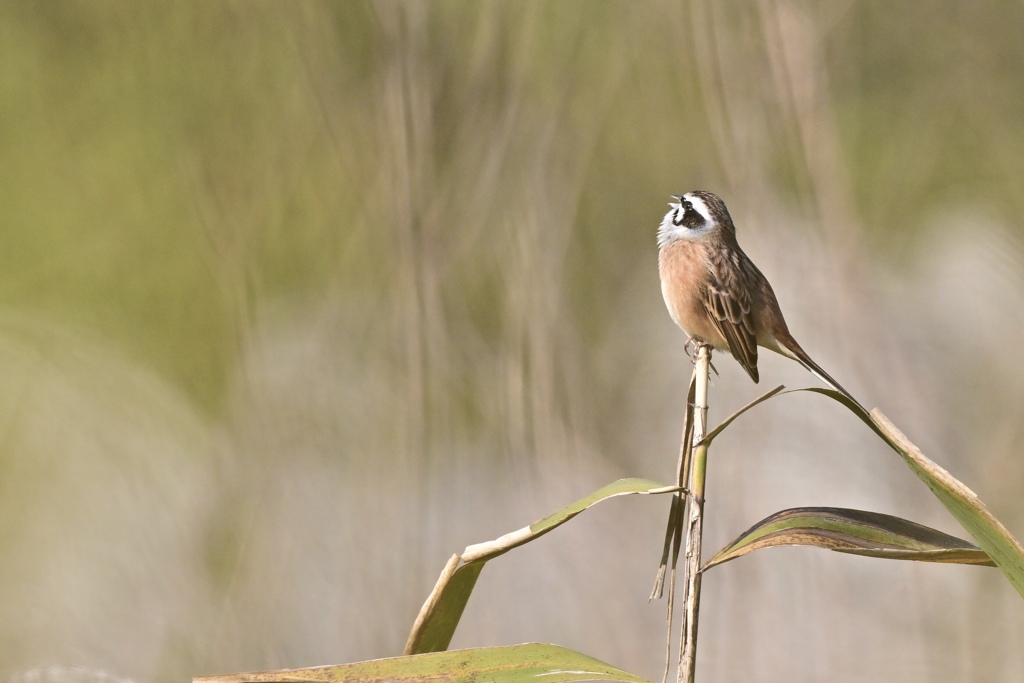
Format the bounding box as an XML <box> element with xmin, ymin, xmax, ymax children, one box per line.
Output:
<box><xmin>657</xmin><ymin>190</ymin><xmax>857</xmax><ymax>404</ymax></box>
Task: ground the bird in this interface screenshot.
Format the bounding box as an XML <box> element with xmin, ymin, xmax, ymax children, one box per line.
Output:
<box><xmin>657</xmin><ymin>190</ymin><xmax>859</xmax><ymax>405</ymax></box>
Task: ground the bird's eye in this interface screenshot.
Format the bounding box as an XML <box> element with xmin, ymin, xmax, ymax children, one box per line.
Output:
<box><xmin>682</xmin><ymin>201</ymin><xmax>693</xmax><ymax>211</ymax></box>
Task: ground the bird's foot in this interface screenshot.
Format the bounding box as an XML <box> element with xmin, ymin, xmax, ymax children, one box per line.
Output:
<box><xmin>685</xmin><ymin>338</ymin><xmax>714</xmax><ymax>362</ymax></box>
<box><xmin>685</xmin><ymin>337</ymin><xmax>712</xmax><ymax>357</ymax></box>
<box><xmin>684</xmin><ymin>338</ymin><xmax>719</xmax><ymax>378</ymax></box>
<box><xmin>683</xmin><ymin>336</ymin><xmax>698</xmax><ymax>357</ymax></box>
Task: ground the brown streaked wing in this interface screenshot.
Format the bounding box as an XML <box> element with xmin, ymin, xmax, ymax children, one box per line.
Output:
<box><xmin>702</xmin><ymin>260</ymin><xmax>759</xmax><ymax>382</ymax></box>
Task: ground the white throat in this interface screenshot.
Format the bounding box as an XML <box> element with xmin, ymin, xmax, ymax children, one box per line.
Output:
<box><xmin>657</xmin><ymin>203</ymin><xmax>684</xmax><ymax>247</ymax></box>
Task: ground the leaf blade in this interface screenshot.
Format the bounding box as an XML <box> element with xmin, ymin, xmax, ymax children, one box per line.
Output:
<box><xmin>780</xmin><ymin>389</ymin><xmax>1024</xmax><ymax>597</ymax></box>
<box><xmin>703</xmin><ymin>506</ymin><xmax>995</xmax><ymax>571</ymax></box>
<box><xmin>195</xmin><ymin>644</ymin><xmax>651</xmax><ymax>683</ymax></box>
<box><xmin>869</xmin><ymin>411</ymin><xmax>1024</xmax><ymax>597</ymax></box>
<box><xmin>406</xmin><ymin>479</ymin><xmax>681</xmax><ymax>654</ymax></box>
<box><xmin>461</xmin><ymin>478</ymin><xmax>681</xmax><ymax>563</ymax></box>
<box><xmin>697</xmin><ymin>385</ymin><xmax>785</xmax><ymax>447</ymax></box>
<box><xmin>403</xmin><ymin>557</ymin><xmax>485</xmax><ymax>655</ymax></box>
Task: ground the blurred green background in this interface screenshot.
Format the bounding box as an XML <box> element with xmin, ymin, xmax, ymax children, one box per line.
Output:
<box><xmin>2</xmin><ymin>2</ymin><xmax>1023</xmax><ymax>681</ymax></box>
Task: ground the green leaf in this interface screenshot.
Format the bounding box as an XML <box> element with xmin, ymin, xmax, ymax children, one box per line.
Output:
<box><xmin>403</xmin><ymin>556</ymin><xmax>485</xmax><ymax>656</ymax></box>
<box><xmin>460</xmin><ymin>478</ymin><xmax>682</xmax><ymax>564</ymax></box>
<box><xmin>869</xmin><ymin>411</ymin><xmax>1024</xmax><ymax>598</ymax></box>
<box><xmin>194</xmin><ymin>643</ymin><xmax>651</xmax><ymax>683</ymax></box>
<box><xmin>703</xmin><ymin>507</ymin><xmax>995</xmax><ymax>571</ymax></box>
<box><xmin>698</xmin><ymin>385</ymin><xmax>785</xmax><ymax>447</ymax></box>
<box><xmin>405</xmin><ymin>479</ymin><xmax>681</xmax><ymax>654</ymax></box>
<box><xmin>789</xmin><ymin>388</ymin><xmax>1024</xmax><ymax>599</ymax></box>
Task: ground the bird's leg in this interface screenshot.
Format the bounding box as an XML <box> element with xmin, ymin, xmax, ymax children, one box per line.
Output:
<box><xmin>683</xmin><ymin>335</ymin><xmax>698</xmax><ymax>357</ymax></box>
<box><xmin>684</xmin><ymin>338</ymin><xmax>719</xmax><ymax>377</ymax></box>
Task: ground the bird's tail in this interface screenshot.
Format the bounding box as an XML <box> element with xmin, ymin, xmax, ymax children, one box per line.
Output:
<box><xmin>777</xmin><ymin>336</ymin><xmax>864</xmax><ymax>410</ymax></box>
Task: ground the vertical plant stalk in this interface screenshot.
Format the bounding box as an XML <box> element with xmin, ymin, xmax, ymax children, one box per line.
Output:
<box><xmin>679</xmin><ymin>344</ymin><xmax>711</xmax><ymax>683</ymax></box>
<box><xmin>652</xmin><ymin>367</ymin><xmax>696</xmax><ymax>683</ymax></box>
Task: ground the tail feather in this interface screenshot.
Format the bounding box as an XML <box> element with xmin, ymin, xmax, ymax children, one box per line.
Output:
<box><xmin>776</xmin><ymin>337</ymin><xmax>863</xmax><ymax>410</ymax></box>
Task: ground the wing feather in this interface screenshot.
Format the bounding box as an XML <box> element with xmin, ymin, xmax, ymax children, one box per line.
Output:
<box><xmin>702</xmin><ymin>252</ymin><xmax>759</xmax><ymax>382</ymax></box>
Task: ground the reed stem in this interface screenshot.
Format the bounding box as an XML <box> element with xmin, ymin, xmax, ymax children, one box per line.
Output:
<box><xmin>679</xmin><ymin>344</ymin><xmax>710</xmax><ymax>683</ymax></box>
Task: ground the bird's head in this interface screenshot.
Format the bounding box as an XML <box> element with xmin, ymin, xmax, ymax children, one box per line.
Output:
<box><xmin>657</xmin><ymin>190</ymin><xmax>735</xmax><ymax>248</ymax></box>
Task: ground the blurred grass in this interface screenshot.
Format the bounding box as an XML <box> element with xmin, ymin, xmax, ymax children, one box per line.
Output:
<box><xmin>0</xmin><ymin>2</ymin><xmax>1023</xmax><ymax>682</ymax></box>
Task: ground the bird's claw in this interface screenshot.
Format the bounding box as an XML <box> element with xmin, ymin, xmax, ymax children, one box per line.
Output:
<box><xmin>684</xmin><ymin>336</ymin><xmax>698</xmax><ymax>357</ymax></box>
<box><xmin>683</xmin><ymin>338</ymin><xmax>719</xmax><ymax>379</ymax></box>
<box><xmin>684</xmin><ymin>337</ymin><xmax>713</xmax><ymax>361</ymax></box>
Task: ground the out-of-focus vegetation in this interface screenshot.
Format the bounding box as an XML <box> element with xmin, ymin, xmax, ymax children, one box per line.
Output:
<box><xmin>1</xmin><ymin>2</ymin><xmax>1023</xmax><ymax>682</ymax></box>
